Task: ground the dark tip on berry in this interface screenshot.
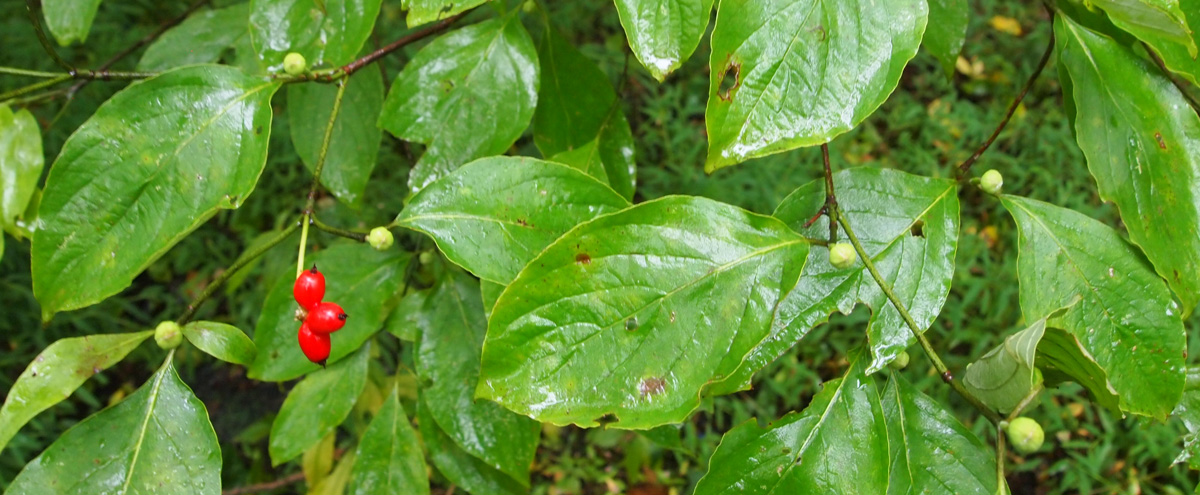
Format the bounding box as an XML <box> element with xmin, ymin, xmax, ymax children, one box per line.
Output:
<box><xmin>338</xmin><ymin>313</ymin><xmax>348</xmax><ymax>321</ymax></box>
<box><xmin>309</xmin><ymin>264</ymin><xmax>319</xmax><ymax>273</ymax></box>
<box><xmin>317</xmin><ymin>359</ymin><xmax>327</xmax><ymax>367</ymax></box>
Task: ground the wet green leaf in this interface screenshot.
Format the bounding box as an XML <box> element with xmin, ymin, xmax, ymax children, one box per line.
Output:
<box><xmin>416</xmin><ymin>270</ymin><xmax>539</xmax><ymax>485</ymax></box>
<box><xmin>963</xmin><ymin>316</ymin><xmax>1048</xmax><ymax>414</ymax></box>
<box><xmin>401</xmin><ymin>0</ymin><xmax>487</xmax><ymax>27</ymax></box>
<box><xmin>1130</xmin><ymin>0</ymin><xmax>1200</xmax><ymax>85</ymax></box>
<box><xmin>396</xmin><ymin>157</ymin><xmax>630</xmax><ymax>285</ymax></box>
<box><xmin>693</xmin><ymin>353</ymin><xmax>888</xmax><ymax>494</ymax></box>
<box><xmin>31</xmin><ymin>66</ymin><xmax>279</xmax><ymax>320</ymax></box>
<box><xmin>0</xmin><ymin>105</ymin><xmax>43</xmax><ymax>236</ymax></box>
<box><xmin>1056</xmin><ymin>15</ymin><xmax>1200</xmax><ymax>316</ymax></box>
<box><xmin>614</xmin><ymin>0</ymin><xmax>714</xmax><ymax>81</ymax></box>
<box><xmin>1089</xmin><ymin>0</ymin><xmax>1196</xmax><ymax>55</ymax></box>
<box><xmin>250</xmin><ymin>0</ymin><xmax>382</xmax><ymax>70</ymax></box>
<box><xmin>379</xmin><ymin>15</ymin><xmax>539</xmax><ymax>193</ymax></box>
<box><xmin>137</xmin><ymin>3</ymin><xmax>250</xmax><ymax>71</ymax></box>
<box><xmin>289</xmin><ymin>69</ymin><xmax>384</xmax><ymax>205</ymax></box>
<box><xmin>269</xmin><ymin>344</ymin><xmax>370</xmax><ymax>466</ymax></box>
<box><xmin>883</xmin><ymin>371</ymin><xmax>1000</xmax><ymax>494</ymax></box>
<box><xmin>182</xmin><ymin>321</ymin><xmax>256</xmax><ymax>366</ymax></box>
<box><xmin>384</xmin><ymin>288</ymin><xmax>430</xmax><ymax>342</ymax></box>
<box><xmin>705</xmin><ymin>0</ymin><xmax>927</xmax><ymax>170</ymax></box>
<box><xmin>249</xmin><ymin>243</ymin><xmax>410</xmax><ymax>381</ymax></box>
<box><xmin>924</xmin><ymin>0</ymin><xmax>968</xmax><ymax>78</ymax></box>
<box><xmin>478</xmin><ymin>196</ymin><xmax>809</xmax><ymax>428</ymax></box>
<box><xmin>349</xmin><ymin>385</ymin><xmax>429</xmax><ymax>495</ymax></box>
<box><xmin>718</xmin><ymin>168</ymin><xmax>957</xmax><ymax>392</ymax></box>
<box><xmin>535</xmin><ymin>27</ymin><xmax>636</xmax><ymax>199</ymax></box>
<box><xmin>0</xmin><ymin>331</ymin><xmax>153</xmax><ymax>452</ymax></box>
<box><xmin>481</xmin><ymin>280</ymin><xmax>503</xmax><ymax>320</ymax></box>
<box><xmin>1001</xmin><ymin>195</ymin><xmax>1185</xmax><ymax>419</ymax></box>
<box><xmin>1037</xmin><ymin>326</ymin><xmax>1120</xmax><ymax>413</ymax></box>
<box><xmin>417</xmin><ymin>398</ymin><xmax>526</xmax><ymax>495</ymax></box>
<box><xmin>43</xmin><ymin>0</ymin><xmax>102</xmax><ymax>45</ymax></box>
<box><xmin>6</xmin><ymin>356</ymin><xmax>221</xmax><ymax>495</ymax></box>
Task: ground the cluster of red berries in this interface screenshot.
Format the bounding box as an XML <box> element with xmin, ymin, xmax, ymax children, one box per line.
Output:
<box><xmin>293</xmin><ymin>265</ymin><xmax>348</xmax><ymax>366</ymax></box>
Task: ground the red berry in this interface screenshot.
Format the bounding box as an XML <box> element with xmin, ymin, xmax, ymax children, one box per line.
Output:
<box><xmin>297</xmin><ymin>323</ymin><xmax>331</xmax><ymax>365</ymax></box>
<box><xmin>293</xmin><ymin>265</ymin><xmax>325</xmax><ymax>310</ymax></box>
<box><xmin>305</xmin><ymin>302</ymin><xmax>348</xmax><ymax>334</ymax></box>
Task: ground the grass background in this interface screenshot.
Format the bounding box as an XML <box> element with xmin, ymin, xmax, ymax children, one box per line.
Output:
<box><xmin>1</xmin><ymin>0</ymin><xmax>1197</xmax><ymax>493</ymax></box>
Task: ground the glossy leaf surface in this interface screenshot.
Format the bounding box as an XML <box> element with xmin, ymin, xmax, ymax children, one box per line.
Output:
<box><xmin>693</xmin><ymin>353</ymin><xmax>888</xmax><ymax>494</ymax></box>
<box><xmin>478</xmin><ymin>196</ymin><xmax>809</xmax><ymax>428</ymax></box>
<box><xmin>883</xmin><ymin>372</ymin><xmax>1000</xmax><ymax>494</ymax></box>
<box><xmin>1089</xmin><ymin>0</ymin><xmax>1196</xmax><ymax>54</ymax></box>
<box><xmin>535</xmin><ymin>27</ymin><xmax>636</xmax><ymax>199</ymax></box>
<box><xmin>962</xmin><ymin>316</ymin><xmax>1047</xmax><ymax>413</ymax></box>
<box><xmin>722</xmin><ymin>168</ymin><xmax>957</xmax><ymax>391</ymax></box>
<box><xmin>924</xmin><ymin>0</ymin><xmax>968</xmax><ymax>77</ymax></box>
<box><xmin>31</xmin><ymin>66</ymin><xmax>278</xmax><ymax>320</ymax></box>
<box><xmin>249</xmin><ymin>0</ymin><xmax>382</xmax><ymax>70</ymax></box>
<box><xmin>396</xmin><ymin>157</ymin><xmax>630</xmax><ymax>285</ymax></box>
<box><xmin>1002</xmin><ymin>195</ymin><xmax>1185</xmax><ymax>419</ymax></box>
<box><xmin>0</xmin><ymin>105</ymin><xmax>43</xmax><ymax>235</ymax></box>
<box><xmin>416</xmin><ymin>270</ymin><xmax>539</xmax><ymax>485</ymax></box>
<box><xmin>1037</xmin><ymin>326</ymin><xmax>1120</xmax><ymax>413</ymax></box>
<box><xmin>269</xmin><ymin>344</ymin><xmax>369</xmax><ymax>465</ymax></box>
<box><xmin>43</xmin><ymin>0</ymin><xmax>102</xmax><ymax>45</ymax></box>
<box><xmin>384</xmin><ymin>288</ymin><xmax>430</xmax><ymax>342</ymax></box>
<box><xmin>704</xmin><ymin>0</ymin><xmax>927</xmax><ymax>170</ymax></box>
<box><xmin>416</xmin><ymin>398</ymin><xmax>527</xmax><ymax>495</ymax></box>
<box><xmin>614</xmin><ymin>0</ymin><xmax>714</xmax><ymax>81</ymax></box>
<box><xmin>289</xmin><ymin>69</ymin><xmax>384</xmax><ymax>205</ymax></box>
<box><xmin>137</xmin><ymin>3</ymin><xmax>250</xmax><ymax>71</ymax></box>
<box><xmin>379</xmin><ymin>15</ymin><xmax>539</xmax><ymax>193</ymax></box>
<box><xmin>250</xmin><ymin>243</ymin><xmax>409</xmax><ymax>381</ymax></box>
<box><xmin>349</xmin><ymin>385</ymin><xmax>428</xmax><ymax>495</ymax></box>
<box><xmin>0</xmin><ymin>331</ymin><xmax>152</xmax><ymax>452</ymax></box>
<box><xmin>6</xmin><ymin>357</ymin><xmax>221</xmax><ymax>495</ymax></box>
<box><xmin>1131</xmin><ymin>0</ymin><xmax>1200</xmax><ymax>85</ymax></box>
<box><xmin>1056</xmin><ymin>15</ymin><xmax>1200</xmax><ymax>316</ymax></box>
<box><xmin>401</xmin><ymin>0</ymin><xmax>488</xmax><ymax>27</ymax></box>
<box><xmin>182</xmin><ymin>321</ymin><xmax>257</xmax><ymax>366</ymax></box>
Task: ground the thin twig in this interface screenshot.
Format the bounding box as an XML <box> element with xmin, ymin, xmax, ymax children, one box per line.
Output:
<box><xmin>221</xmin><ymin>471</ymin><xmax>306</xmax><ymax>495</ymax></box>
<box><xmin>956</xmin><ymin>30</ymin><xmax>1056</xmax><ymax>177</ymax></box>
<box><xmin>1145</xmin><ymin>43</ymin><xmax>1200</xmax><ymax>113</ymax></box>
<box><xmin>0</xmin><ymin>66</ymin><xmax>65</xmax><ymax>78</ymax></box>
<box><xmin>297</xmin><ymin>78</ymin><xmax>350</xmax><ymax>276</ymax></box>
<box><xmin>177</xmin><ymin>219</ymin><xmax>301</xmax><ymax>325</ymax></box>
<box><xmin>821</xmin><ymin>144</ymin><xmax>838</xmax><ymax>243</ymax></box>
<box><xmin>24</xmin><ymin>0</ymin><xmax>73</xmax><ymax>72</ymax></box>
<box><xmin>311</xmin><ymin>216</ymin><xmax>368</xmax><ymax>242</ymax></box>
<box><xmin>836</xmin><ymin>211</ymin><xmax>1004</xmax><ymax>424</ymax></box>
<box><xmin>996</xmin><ymin>423</ymin><xmax>1008</xmax><ymax>490</ymax></box>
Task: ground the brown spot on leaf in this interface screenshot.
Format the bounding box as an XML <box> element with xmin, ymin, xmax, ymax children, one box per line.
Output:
<box><xmin>717</xmin><ymin>61</ymin><xmax>741</xmax><ymax>101</ymax></box>
<box><xmin>1155</xmin><ymin>132</ymin><xmax>1167</xmax><ymax>150</ymax></box>
<box><xmin>576</xmin><ymin>253</ymin><xmax>591</xmax><ymax>264</ymax></box>
<box><xmin>640</xmin><ymin>376</ymin><xmax>666</xmax><ymax>397</ymax></box>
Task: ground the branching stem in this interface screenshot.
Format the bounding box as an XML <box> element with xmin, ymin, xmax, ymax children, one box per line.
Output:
<box><xmin>177</xmin><ymin>219</ymin><xmax>301</xmax><ymax>325</ymax></box>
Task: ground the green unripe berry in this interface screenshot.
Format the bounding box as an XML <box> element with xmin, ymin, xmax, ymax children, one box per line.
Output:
<box><xmin>419</xmin><ymin>251</ymin><xmax>435</xmax><ymax>265</ymax></box>
<box><xmin>979</xmin><ymin>169</ymin><xmax>1003</xmax><ymax>195</ymax></box>
<box><xmin>521</xmin><ymin>0</ymin><xmax>537</xmax><ymax>13</ymax></box>
<box><xmin>829</xmin><ymin>242</ymin><xmax>857</xmax><ymax>269</ymax></box>
<box><xmin>283</xmin><ymin>52</ymin><xmax>308</xmax><ymax>75</ymax></box>
<box><xmin>367</xmin><ymin>227</ymin><xmax>394</xmax><ymax>250</ymax></box>
<box><xmin>889</xmin><ymin>350</ymin><xmax>910</xmax><ymax>370</ymax></box>
<box><xmin>154</xmin><ymin>321</ymin><xmax>183</xmax><ymax>350</ymax></box>
<box><xmin>1005</xmin><ymin>417</ymin><xmax>1045</xmax><ymax>454</ymax></box>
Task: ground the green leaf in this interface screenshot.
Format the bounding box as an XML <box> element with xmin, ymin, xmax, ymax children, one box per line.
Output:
<box><xmin>249</xmin><ymin>0</ymin><xmax>383</xmax><ymax>70</ymax></box>
<box><xmin>395</xmin><ymin>157</ymin><xmax>630</xmax><ymax>285</ymax></box>
<box><xmin>384</xmin><ymin>288</ymin><xmax>430</xmax><ymax>342</ymax></box>
<box><xmin>704</xmin><ymin>0</ymin><xmax>927</xmax><ymax>171</ymax></box>
<box><xmin>6</xmin><ymin>356</ymin><xmax>221</xmax><ymax>495</ymax></box>
<box><xmin>416</xmin><ymin>398</ymin><xmax>526</xmax><ymax>495</ymax></box>
<box><xmin>1173</xmin><ymin>388</ymin><xmax>1200</xmax><ymax>467</ymax></box>
<box><xmin>31</xmin><ymin>66</ymin><xmax>279</xmax><ymax>320</ymax></box>
<box><xmin>269</xmin><ymin>344</ymin><xmax>370</xmax><ymax>465</ymax></box>
<box><xmin>310</xmin><ymin>450</ymin><xmax>357</xmax><ymax>495</ymax></box>
<box><xmin>182</xmin><ymin>321</ymin><xmax>257</xmax><ymax>366</ymax></box>
<box><xmin>0</xmin><ymin>330</ymin><xmax>153</xmax><ymax>452</ymax></box>
<box><xmin>349</xmin><ymin>385</ymin><xmax>429</xmax><ymax>495</ymax></box>
<box><xmin>883</xmin><ymin>371</ymin><xmax>1000</xmax><ymax>494</ymax></box>
<box><xmin>1001</xmin><ymin>195</ymin><xmax>1185</xmax><ymax>419</ymax></box>
<box><xmin>250</xmin><ymin>242</ymin><xmax>410</xmax><ymax>381</ymax></box>
<box><xmin>288</xmin><ymin>69</ymin><xmax>384</xmax><ymax>205</ymax></box>
<box><xmin>379</xmin><ymin>15</ymin><xmax>539</xmax><ymax>193</ymax></box>
<box><xmin>717</xmin><ymin>168</ymin><xmax>957</xmax><ymax>393</ymax></box>
<box><xmin>136</xmin><ymin>3</ymin><xmax>251</xmax><ymax>71</ymax></box>
<box><xmin>535</xmin><ymin>27</ymin><xmax>637</xmax><ymax>199</ymax></box>
<box><xmin>0</xmin><ymin>105</ymin><xmax>43</xmax><ymax>236</ymax></box>
<box><xmin>1037</xmin><ymin>326</ymin><xmax>1121</xmax><ymax>413</ymax></box>
<box><xmin>923</xmin><ymin>0</ymin><xmax>968</xmax><ymax>78</ymax></box>
<box><xmin>1088</xmin><ymin>0</ymin><xmax>1196</xmax><ymax>56</ymax></box>
<box><xmin>401</xmin><ymin>0</ymin><xmax>488</xmax><ymax>27</ymax></box>
<box><xmin>693</xmin><ymin>352</ymin><xmax>888</xmax><ymax>494</ymax></box>
<box><xmin>42</xmin><ymin>0</ymin><xmax>102</xmax><ymax>46</ymax></box>
<box><xmin>481</xmin><ymin>279</ymin><xmax>503</xmax><ymax>320</ymax></box>
<box><xmin>416</xmin><ymin>270</ymin><xmax>539</xmax><ymax>485</ymax></box>
<box><xmin>1056</xmin><ymin>15</ymin><xmax>1200</xmax><ymax>316</ymax></box>
<box><xmin>614</xmin><ymin>0</ymin><xmax>714</xmax><ymax>81</ymax></box>
<box><xmin>478</xmin><ymin>196</ymin><xmax>809</xmax><ymax>428</ymax></box>
<box><xmin>962</xmin><ymin>316</ymin><xmax>1048</xmax><ymax>414</ymax></box>
<box><xmin>1131</xmin><ymin>0</ymin><xmax>1200</xmax><ymax>85</ymax></box>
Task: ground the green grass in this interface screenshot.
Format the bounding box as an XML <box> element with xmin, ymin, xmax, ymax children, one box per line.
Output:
<box><xmin>1</xmin><ymin>0</ymin><xmax>1197</xmax><ymax>493</ymax></box>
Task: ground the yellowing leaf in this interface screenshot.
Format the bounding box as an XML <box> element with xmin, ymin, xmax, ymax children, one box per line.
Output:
<box><xmin>990</xmin><ymin>15</ymin><xmax>1023</xmax><ymax>36</ymax></box>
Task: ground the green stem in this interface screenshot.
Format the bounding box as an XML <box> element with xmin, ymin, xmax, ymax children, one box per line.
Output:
<box><xmin>0</xmin><ymin>70</ymin><xmax>156</xmax><ymax>105</ymax></box>
<box><xmin>836</xmin><ymin>212</ymin><xmax>1004</xmax><ymax>424</ymax></box>
<box><xmin>304</xmin><ymin>79</ymin><xmax>349</xmax><ymax>213</ymax></box>
<box><xmin>296</xmin><ymin>214</ymin><xmax>311</xmax><ymax>279</ymax></box>
<box><xmin>178</xmin><ymin>219</ymin><xmax>302</xmax><ymax>325</ymax></box>
<box><xmin>0</xmin><ymin>74</ymin><xmax>71</xmax><ymax>103</ymax></box>
<box><xmin>0</xmin><ymin>66</ymin><xmax>65</xmax><ymax>78</ymax></box>
<box><xmin>311</xmin><ymin>216</ymin><xmax>367</xmax><ymax>242</ymax></box>
<box><xmin>995</xmin><ymin>423</ymin><xmax>1007</xmax><ymax>493</ymax></box>
<box><xmin>25</xmin><ymin>0</ymin><xmax>73</xmax><ymax>72</ymax></box>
